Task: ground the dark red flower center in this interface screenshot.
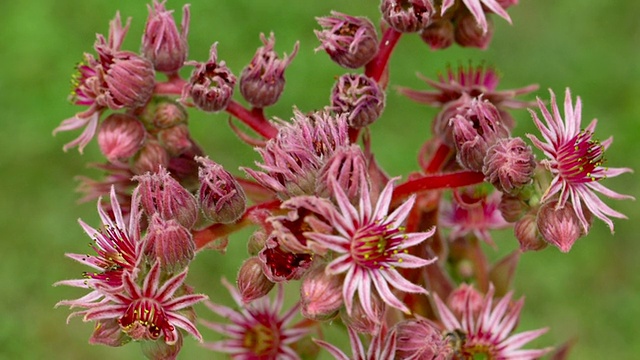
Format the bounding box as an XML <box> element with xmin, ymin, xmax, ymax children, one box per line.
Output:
<box><xmin>556</xmin><ymin>130</ymin><xmax>604</xmax><ymax>183</ymax></box>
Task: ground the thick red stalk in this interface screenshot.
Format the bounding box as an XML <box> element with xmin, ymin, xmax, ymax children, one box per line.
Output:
<box><xmin>424</xmin><ymin>143</ymin><xmax>452</xmax><ymax>173</ymax></box>
<box><xmin>225</xmin><ymin>101</ymin><xmax>278</xmax><ymax>139</ymax></box>
<box><xmin>365</xmin><ymin>28</ymin><xmax>402</xmax><ymax>83</ymax></box>
<box><xmin>392</xmin><ymin>171</ymin><xmax>485</xmax><ymax>202</ymax></box>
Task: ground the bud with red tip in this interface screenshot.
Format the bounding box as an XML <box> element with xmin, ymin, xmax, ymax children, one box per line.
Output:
<box><xmin>330</xmin><ymin>73</ymin><xmax>385</xmax><ymax>128</ymax></box>
<box><xmin>141</xmin><ymin>0</ymin><xmax>190</xmax><ymax>74</ymax></box>
<box><xmin>103</xmin><ymin>51</ymin><xmax>156</xmax><ymax>109</ymax></box>
<box><xmin>455</xmin><ymin>13</ymin><xmax>494</xmax><ymax>49</ymax></box>
<box><xmin>134</xmin><ymin>166</ymin><xmax>199</xmax><ymax>229</ymax></box>
<box><xmin>483</xmin><ymin>137</ymin><xmax>536</xmax><ymax>194</ymax></box>
<box><xmin>196</xmin><ymin>156</ymin><xmax>247</xmax><ymax>224</ymax></box>
<box><xmin>451</xmin><ymin>98</ymin><xmax>509</xmax><ymax>171</ymax></box>
<box><xmin>183</xmin><ymin>43</ymin><xmax>236</xmax><ymax>112</ymax></box>
<box><xmin>144</xmin><ymin>214</ymin><xmax>195</xmax><ymax>272</ymax></box>
<box><xmin>142</xmin><ymin>97</ymin><xmax>189</xmax><ymax>129</ymax></box>
<box><xmin>237</xmin><ymin>256</ymin><xmax>275</xmax><ymax>303</ymax></box>
<box><xmin>240</xmin><ymin>33</ymin><xmax>299</xmax><ymax>108</ymax></box>
<box><xmin>98</xmin><ymin>113</ymin><xmax>146</xmax><ymax>162</ymax></box>
<box><xmin>315</xmin><ymin>11</ymin><xmax>378</xmax><ymax>69</ymax></box>
<box><xmin>515</xmin><ymin>213</ymin><xmax>547</xmax><ymax>251</ymax></box>
<box><xmin>132</xmin><ymin>139</ymin><xmax>170</xmax><ymax>175</ymax></box>
<box><xmin>420</xmin><ymin>19</ymin><xmax>454</xmax><ymax>50</ymax></box>
<box><xmin>300</xmin><ymin>266</ymin><xmax>343</xmax><ymax>321</ymax></box>
<box><xmin>380</xmin><ymin>0</ymin><xmax>435</xmax><ymax>33</ymax></box>
<box><xmin>537</xmin><ymin>200</ymin><xmax>589</xmax><ymax>253</ymax></box>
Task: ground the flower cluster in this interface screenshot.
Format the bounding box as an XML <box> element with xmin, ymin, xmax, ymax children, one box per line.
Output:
<box><xmin>54</xmin><ymin>1</ymin><xmax>632</xmax><ymax>359</ymax></box>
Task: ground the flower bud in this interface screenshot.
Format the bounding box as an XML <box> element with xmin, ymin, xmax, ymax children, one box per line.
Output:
<box><xmin>157</xmin><ymin>124</ymin><xmax>192</xmax><ymax>156</ymax></box>
<box><xmin>451</xmin><ymin>98</ymin><xmax>509</xmax><ymax>171</ymax></box>
<box><xmin>537</xmin><ymin>200</ymin><xmax>589</xmax><ymax>253</ymax></box>
<box><xmin>141</xmin><ymin>1</ymin><xmax>190</xmax><ymax>73</ymax></box>
<box><xmin>420</xmin><ymin>19</ymin><xmax>454</xmax><ymax>50</ymax></box>
<box><xmin>300</xmin><ymin>266</ymin><xmax>343</xmax><ymax>321</ymax></box>
<box><xmin>89</xmin><ymin>319</ymin><xmax>130</xmax><ymax>347</ymax></box>
<box><xmin>315</xmin><ymin>11</ymin><xmax>378</xmax><ymax>69</ymax></box>
<box><xmin>395</xmin><ymin>319</ymin><xmax>452</xmax><ymax>360</ymax></box>
<box><xmin>316</xmin><ymin>145</ymin><xmax>368</xmax><ymax>203</ymax></box>
<box><xmin>240</xmin><ymin>33</ymin><xmax>298</xmax><ymax>108</ymax></box>
<box><xmin>483</xmin><ymin>137</ymin><xmax>536</xmax><ymax>194</ymax></box>
<box><xmin>247</xmin><ymin>229</ymin><xmax>267</xmax><ymax>256</ymax></box>
<box><xmin>380</xmin><ymin>0</ymin><xmax>435</xmax><ymax>33</ymax></box>
<box><xmin>196</xmin><ymin>156</ymin><xmax>247</xmax><ymax>224</ymax></box>
<box><xmin>134</xmin><ymin>166</ymin><xmax>199</xmax><ymax>229</ymax></box>
<box><xmin>132</xmin><ymin>139</ymin><xmax>170</xmax><ymax>175</ymax></box>
<box><xmin>141</xmin><ymin>97</ymin><xmax>189</xmax><ymax>129</ymax></box>
<box><xmin>331</xmin><ymin>73</ymin><xmax>385</xmax><ymax>128</ymax></box>
<box><xmin>499</xmin><ymin>194</ymin><xmax>528</xmax><ymax>223</ymax></box>
<box><xmin>183</xmin><ymin>43</ymin><xmax>236</xmax><ymax>112</ymax></box>
<box><xmin>340</xmin><ymin>292</ymin><xmax>385</xmax><ymax>334</ymax></box>
<box><xmin>141</xmin><ymin>332</ymin><xmax>183</xmax><ymax>360</ymax></box>
<box><xmin>237</xmin><ymin>256</ymin><xmax>275</xmax><ymax>303</ymax></box>
<box><xmin>455</xmin><ymin>13</ymin><xmax>494</xmax><ymax>49</ymax></box>
<box><xmin>98</xmin><ymin>113</ymin><xmax>146</xmax><ymax>162</ymax></box>
<box><xmin>105</xmin><ymin>51</ymin><xmax>156</xmax><ymax>109</ymax></box>
<box><xmin>144</xmin><ymin>214</ymin><xmax>195</xmax><ymax>272</ymax></box>
<box><xmin>433</xmin><ymin>93</ymin><xmax>474</xmax><ymax>146</ymax></box>
<box><xmin>515</xmin><ymin>213</ymin><xmax>547</xmax><ymax>251</ymax></box>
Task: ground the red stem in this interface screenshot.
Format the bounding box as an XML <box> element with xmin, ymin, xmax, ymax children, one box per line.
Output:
<box><xmin>392</xmin><ymin>171</ymin><xmax>485</xmax><ymax>202</ymax></box>
<box><xmin>154</xmin><ymin>77</ymin><xmax>187</xmax><ymax>95</ymax></box>
<box><xmin>193</xmin><ymin>200</ymin><xmax>281</xmax><ymax>251</ymax></box>
<box><xmin>365</xmin><ymin>28</ymin><xmax>402</xmax><ymax>83</ymax></box>
<box><xmin>226</xmin><ymin>101</ymin><xmax>278</xmax><ymax>139</ymax></box>
<box><xmin>424</xmin><ymin>143</ymin><xmax>452</xmax><ymax>173</ymax></box>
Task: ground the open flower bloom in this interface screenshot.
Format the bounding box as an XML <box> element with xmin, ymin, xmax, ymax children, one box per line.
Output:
<box><xmin>302</xmin><ymin>178</ymin><xmax>437</xmax><ymax>321</ymax></box>
<box><xmin>434</xmin><ymin>284</ymin><xmax>552</xmax><ymax>359</ymax></box>
<box><xmin>441</xmin><ymin>0</ymin><xmax>512</xmax><ymax>34</ymax></box>
<box><xmin>55</xmin><ymin>186</ymin><xmax>143</xmax><ymax>309</ymax></box>
<box><xmin>201</xmin><ymin>279</ymin><xmax>312</xmax><ymax>359</ymax></box>
<box><xmin>314</xmin><ymin>326</ymin><xmax>397</xmax><ymax>360</ymax></box>
<box><xmin>526</xmin><ymin>88</ymin><xmax>634</xmax><ymax>233</ymax></box>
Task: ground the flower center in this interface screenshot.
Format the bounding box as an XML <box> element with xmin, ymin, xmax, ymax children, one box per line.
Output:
<box><xmin>119</xmin><ymin>298</ymin><xmax>172</xmax><ymax>341</ymax></box>
<box><xmin>350</xmin><ymin>224</ymin><xmax>397</xmax><ymax>267</ymax></box>
<box><xmin>556</xmin><ymin>130</ymin><xmax>604</xmax><ymax>183</ymax></box>
<box><xmin>242</xmin><ymin>323</ymin><xmax>279</xmax><ymax>356</ymax></box>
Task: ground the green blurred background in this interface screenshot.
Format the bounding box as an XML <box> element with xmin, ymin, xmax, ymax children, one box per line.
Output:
<box><xmin>1</xmin><ymin>0</ymin><xmax>638</xmax><ymax>358</ymax></box>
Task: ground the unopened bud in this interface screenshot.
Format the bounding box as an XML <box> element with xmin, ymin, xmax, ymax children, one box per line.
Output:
<box><xmin>89</xmin><ymin>319</ymin><xmax>130</xmax><ymax>347</ymax></box>
<box><xmin>98</xmin><ymin>113</ymin><xmax>146</xmax><ymax>162</ymax></box>
<box><xmin>317</xmin><ymin>145</ymin><xmax>368</xmax><ymax>203</ymax></box>
<box><xmin>380</xmin><ymin>0</ymin><xmax>435</xmax><ymax>33</ymax></box>
<box><xmin>340</xmin><ymin>293</ymin><xmax>385</xmax><ymax>334</ymax></box>
<box><xmin>315</xmin><ymin>11</ymin><xmax>378</xmax><ymax>69</ymax></box>
<box><xmin>537</xmin><ymin>200</ymin><xmax>589</xmax><ymax>253</ymax></box>
<box><xmin>515</xmin><ymin>213</ymin><xmax>547</xmax><ymax>251</ymax></box>
<box><xmin>141</xmin><ymin>332</ymin><xmax>183</xmax><ymax>360</ymax></box>
<box><xmin>395</xmin><ymin>319</ymin><xmax>452</xmax><ymax>360</ymax></box>
<box><xmin>300</xmin><ymin>266</ymin><xmax>343</xmax><ymax>321</ymax></box>
<box><xmin>237</xmin><ymin>256</ymin><xmax>275</xmax><ymax>303</ymax></box>
<box><xmin>141</xmin><ymin>97</ymin><xmax>188</xmax><ymax>129</ymax></box>
<box><xmin>240</xmin><ymin>33</ymin><xmax>298</xmax><ymax>108</ymax></box>
<box><xmin>451</xmin><ymin>98</ymin><xmax>509</xmax><ymax>171</ymax></box>
<box><xmin>420</xmin><ymin>19</ymin><xmax>454</xmax><ymax>50</ymax></box>
<box><xmin>157</xmin><ymin>124</ymin><xmax>192</xmax><ymax>156</ymax></box>
<box><xmin>499</xmin><ymin>194</ymin><xmax>529</xmax><ymax>223</ymax></box>
<box><xmin>432</xmin><ymin>93</ymin><xmax>474</xmax><ymax>146</ymax></box>
<box><xmin>331</xmin><ymin>73</ymin><xmax>385</xmax><ymax>128</ymax></box>
<box><xmin>455</xmin><ymin>13</ymin><xmax>494</xmax><ymax>50</ymax></box>
<box><xmin>247</xmin><ymin>229</ymin><xmax>267</xmax><ymax>256</ymax></box>
<box><xmin>105</xmin><ymin>51</ymin><xmax>156</xmax><ymax>109</ymax></box>
<box><xmin>483</xmin><ymin>137</ymin><xmax>536</xmax><ymax>194</ymax></box>
<box><xmin>196</xmin><ymin>156</ymin><xmax>246</xmax><ymax>224</ymax></box>
<box><xmin>132</xmin><ymin>139</ymin><xmax>170</xmax><ymax>175</ymax></box>
<box><xmin>134</xmin><ymin>166</ymin><xmax>199</xmax><ymax>228</ymax></box>
<box><xmin>145</xmin><ymin>214</ymin><xmax>194</xmax><ymax>272</ymax></box>
<box><xmin>183</xmin><ymin>43</ymin><xmax>236</xmax><ymax>112</ymax></box>
<box><xmin>141</xmin><ymin>1</ymin><xmax>190</xmax><ymax>73</ymax></box>
<box><xmin>447</xmin><ymin>283</ymin><xmax>484</xmax><ymax>318</ymax></box>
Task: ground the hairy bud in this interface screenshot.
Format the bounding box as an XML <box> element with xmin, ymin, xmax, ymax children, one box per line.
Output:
<box><xmin>515</xmin><ymin>213</ymin><xmax>547</xmax><ymax>251</ymax></box>
<box><xmin>196</xmin><ymin>156</ymin><xmax>247</xmax><ymax>224</ymax></box>
<box><xmin>331</xmin><ymin>73</ymin><xmax>385</xmax><ymax>128</ymax></box>
<box><xmin>380</xmin><ymin>0</ymin><xmax>435</xmax><ymax>33</ymax></box>
<box><xmin>237</xmin><ymin>256</ymin><xmax>275</xmax><ymax>303</ymax></box>
<box><xmin>420</xmin><ymin>19</ymin><xmax>454</xmax><ymax>50</ymax></box>
<box><xmin>145</xmin><ymin>214</ymin><xmax>195</xmax><ymax>272</ymax></box>
<box><xmin>132</xmin><ymin>139</ymin><xmax>170</xmax><ymax>175</ymax></box>
<box><xmin>455</xmin><ymin>13</ymin><xmax>494</xmax><ymax>50</ymax></box>
<box><xmin>300</xmin><ymin>266</ymin><xmax>343</xmax><ymax>320</ymax></box>
<box><xmin>98</xmin><ymin>113</ymin><xmax>146</xmax><ymax>162</ymax></box>
<box><xmin>157</xmin><ymin>124</ymin><xmax>192</xmax><ymax>156</ymax></box>
<box><xmin>141</xmin><ymin>1</ymin><xmax>190</xmax><ymax>73</ymax></box>
<box><xmin>183</xmin><ymin>43</ymin><xmax>236</xmax><ymax>112</ymax></box>
<box><xmin>395</xmin><ymin>319</ymin><xmax>452</xmax><ymax>360</ymax></box>
<box><xmin>315</xmin><ymin>11</ymin><xmax>378</xmax><ymax>69</ymax></box>
<box><xmin>537</xmin><ymin>200</ymin><xmax>589</xmax><ymax>253</ymax></box>
<box><xmin>483</xmin><ymin>137</ymin><xmax>536</xmax><ymax>194</ymax></box>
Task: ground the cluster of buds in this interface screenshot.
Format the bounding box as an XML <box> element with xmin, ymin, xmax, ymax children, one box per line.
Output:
<box><xmin>54</xmin><ymin>1</ymin><xmax>632</xmax><ymax>359</ymax></box>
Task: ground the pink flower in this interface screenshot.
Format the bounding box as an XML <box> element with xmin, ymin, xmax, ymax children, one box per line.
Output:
<box><xmin>201</xmin><ymin>279</ymin><xmax>312</xmax><ymax>359</ymax></box>
<box><xmin>80</xmin><ymin>262</ymin><xmax>206</xmax><ymax>345</ymax></box>
<box><xmin>434</xmin><ymin>284</ymin><xmax>552</xmax><ymax>359</ymax></box>
<box><xmin>303</xmin><ymin>178</ymin><xmax>437</xmax><ymax>320</ymax></box>
<box><xmin>55</xmin><ymin>186</ymin><xmax>143</xmax><ymax>302</ymax></box>
<box><xmin>526</xmin><ymin>88</ymin><xmax>634</xmax><ymax>232</ymax></box>
<box><xmin>314</xmin><ymin>326</ymin><xmax>397</xmax><ymax>360</ymax></box>
<box><xmin>441</xmin><ymin>0</ymin><xmax>512</xmax><ymax>34</ymax></box>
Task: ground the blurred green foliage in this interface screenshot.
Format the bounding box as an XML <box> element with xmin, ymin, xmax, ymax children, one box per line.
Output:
<box><xmin>1</xmin><ymin>0</ymin><xmax>638</xmax><ymax>358</ymax></box>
